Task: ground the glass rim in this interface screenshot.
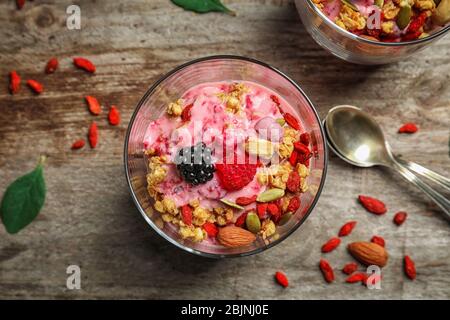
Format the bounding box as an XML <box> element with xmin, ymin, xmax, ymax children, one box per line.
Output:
<box><xmin>304</xmin><ymin>0</ymin><xmax>450</xmax><ymax>47</ymax></box>
<box><xmin>123</xmin><ymin>55</ymin><xmax>329</xmax><ymax>258</ymax></box>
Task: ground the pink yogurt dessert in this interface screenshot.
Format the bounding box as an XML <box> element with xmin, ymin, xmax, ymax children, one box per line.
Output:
<box><xmin>144</xmin><ymin>81</ymin><xmax>313</xmax><ymax>247</ymax></box>
<box><xmin>315</xmin><ymin>0</ymin><xmax>450</xmax><ymax>42</ymax></box>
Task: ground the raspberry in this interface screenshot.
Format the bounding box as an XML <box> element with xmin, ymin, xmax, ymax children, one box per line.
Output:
<box><xmin>215</xmin><ymin>161</ymin><xmax>257</xmax><ymax>191</ymax></box>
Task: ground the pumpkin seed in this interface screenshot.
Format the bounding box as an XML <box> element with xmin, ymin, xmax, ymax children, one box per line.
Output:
<box><xmin>275</xmin><ymin>118</ymin><xmax>286</xmax><ymax>126</ymax></box>
<box><xmin>278</xmin><ymin>212</ymin><xmax>293</xmax><ymax>226</ymax></box>
<box><xmin>341</xmin><ymin>0</ymin><xmax>359</xmax><ymax>11</ymax></box>
<box><xmin>220</xmin><ymin>199</ymin><xmax>244</xmax><ymax>210</ymax></box>
<box><xmin>256</xmin><ymin>188</ymin><xmax>285</xmax><ymax>202</ymax></box>
<box><xmin>397</xmin><ymin>5</ymin><xmax>412</xmax><ymax>29</ymax></box>
<box><xmin>246</xmin><ymin>212</ymin><xmax>261</xmax><ymax>234</ymax></box>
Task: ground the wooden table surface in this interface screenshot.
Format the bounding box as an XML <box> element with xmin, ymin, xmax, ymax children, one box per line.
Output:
<box><xmin>0</xmin><ymin>0</ymin><xmax>449</xmax><ymax>299</ymax></box>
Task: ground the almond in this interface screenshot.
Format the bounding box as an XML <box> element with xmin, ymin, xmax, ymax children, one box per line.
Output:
<box><xmin>217</xmin><ymin>226</ymin><xmax>256</xmax><ymax>248</ymax></box>
<box><xmin>347</xmin><ymin>241</ymin><xmax>388</xmax><ymax>267</ymax></box>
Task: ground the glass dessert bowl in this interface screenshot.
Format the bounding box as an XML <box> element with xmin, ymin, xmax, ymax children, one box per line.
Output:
<box><xmin>124</xmin><ymin>56</ymin><xmax>327</xmax><ymax>258</ymax></box>
<box><xmin>296</xmin><ymin>0</ymin><xmax>450</xmax><ymax>64</ymax></box>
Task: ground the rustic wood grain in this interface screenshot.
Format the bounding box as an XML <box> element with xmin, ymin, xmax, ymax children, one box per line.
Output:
<box><xmin>0</xmin><ymin>0</ymin><xmax>449</xmax><ymax>299</ymax></box>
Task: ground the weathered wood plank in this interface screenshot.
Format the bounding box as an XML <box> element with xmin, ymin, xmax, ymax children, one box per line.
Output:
<box><xmin>0</xmin><ymin>0</ymin><xmax>449</xmax><ymax>299</ymax></box>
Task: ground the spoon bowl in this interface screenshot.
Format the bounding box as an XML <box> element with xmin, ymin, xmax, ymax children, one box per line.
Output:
<box><xmin>325</xmin><ymin>105</ymin><xmax>393</xmax><ymax>167</ymax></box>
<box><xmin>325</xmin><ymin>105</ymin><xmax>450</xmax><ymax>219</ymax></box>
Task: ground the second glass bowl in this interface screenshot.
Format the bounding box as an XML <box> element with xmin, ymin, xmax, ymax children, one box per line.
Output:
<box><xmin>124</xmin><ymin>56</ymin><xmax>328</xmax><ymax>258</ymax></box>
<box><xmin>296</xmin><ymin>0</ymin><xmax>450</xmax><ymax>65</ymax></box>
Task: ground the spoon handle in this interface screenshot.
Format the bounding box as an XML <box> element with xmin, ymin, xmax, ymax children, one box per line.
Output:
<box><xmin>392</xmin><ymin>160</ymin><xmax>450</xmax><ymax>220</ymax></box>
<box><xmin>396</xmin><ymin>157</ymin><xmax>450</xmax><ymax>192</ymax></box>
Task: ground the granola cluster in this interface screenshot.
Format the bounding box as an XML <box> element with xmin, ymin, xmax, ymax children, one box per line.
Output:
<box><xmin>217</xmin><ymin>82</ymin><xmax>249</xmax><ymax>113</ymax></box>
<box><xmin>278</xmin><ymin>127</ymin><xmax>299</xmax><ymax>159</ymax></box>
<box><xmin>335</xmin><ymin>3</ymin><xmax>366</xmax><ymax>31</ymax></box>
<box><xmin>146</xmin><ymin>156</ymin><xmax>168</xmax><ymax>197</ymax></box>
<box><xmin>314</xmin><ymin>0</ymin><xmax>448</xmax><ymax>42</ymax></box>
<box><xmin>144</xmin><ymin>81</ymin><xmax>314</xmax><ymax>248</ymax></box>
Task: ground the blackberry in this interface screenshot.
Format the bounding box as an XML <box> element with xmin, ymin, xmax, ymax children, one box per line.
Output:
<box><xmin>175</xmin><ymin>143</ymin><xmax>215</xmax><ymax>186</ymax></box>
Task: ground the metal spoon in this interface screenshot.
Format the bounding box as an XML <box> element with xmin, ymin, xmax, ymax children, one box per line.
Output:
<box><xmin>324</xmin><ymin>105</ymin><xmax>450</xmax><ymax>219</ymax></box>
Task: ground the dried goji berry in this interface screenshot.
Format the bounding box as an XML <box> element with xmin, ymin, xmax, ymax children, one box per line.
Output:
<box><xmin>319</xmin><ymin>259</ymin><xmax>335</xmax><ymax>283</ymax></box>
<box><xmin>108</xmin><ymin>105</ymin><xmax>120</xmax><ymax>126</ymax></box>
<box><xmin>85</xmin><ymin>96</ymin><xmax>101</xmax><ymax>115</ymax></box>
<box><xmin>26</xmin><ymin>79</ymin><xmax>43</xmax><ymax>94</ymax></box>
<box><xmin>404</xmin><ymin>255</ymin><xmax>416</xmax><ymax>280</ymax></box>
<box><xmin>342</xmin><ymin>262</ymin><xmax>358</xmax><ymax>275</ymax></box>
<box><xmin>286</xmin><ymin>171</ymin><xmax>300</xmax><ymax>193</ymax></box>
<box><xmin>274</xmin><ymin>271</ymin><xmax>289</xmax><ymax>288</ymax></box>
<box><xmin>267</xmin><ymin>203</ymin><xmax>280</xmax><ymax>216</ymax></box>
<box><xmin>294</xmin><ymin>141</ymin><xmax>310</xmax><ymax>154</ymax></box>
<box><xmin>270</xmin><ymin>94</ymin><xmax>280</xmax><ymax>106</ymax></box>
<box><xmin>203</xmin><ymin>222</ymin><xmax>218</xmax><ymax>237</ymax></box>
<box><xmin>407</xmin><ymin>12</ymin><xmax>427</xmax><ymax>34</ymax></box>
<box><xmin>71</xmin><ymin>139</ymin><xmax>85</xmax><ymax>150</ymax></box>
<box><xmin>181</xmin><ymin>103</ymin><xmax>193</xmax><ymax>122</ymax></box>
<box><xmin>297</xmin><ymin>152</ymin><xmax>312</xmax><ymax>166</ymax></box>
<box><xmin>16</xmin><ymin>0</ymin><xmax>25</xmax><ymax>10</ymax></box>
<box><xmin>256</xmin><ymin>203</ymin><xmax>268</xmax><ymax>218</ymax></box>
<box><xmin>398</xmin><ymin>123</ymin><xmax>418</xmax><ymax>134</ymax></box>
<box><xmin>393</xmin><ymin>211</ymin><xmax>407</xmax><ymax>226</ymax></box>
<box><xmin>338</xmin><ymin>221</ymin><xmax>357</xmax><ymax>237</ymax></box>
<box><xmin>371</xmin><ymin>235</ymin><xmax>385</xmax><ymax>247</ymax></box>
<box><xmin>235</xmin><ymin>195</ymin><xmax>257</xmax><ymax>206</ymax></box>
<box><xmin>235</xmin><ymin>211</ymin><xmax>249</xmax><ymax>228</ymax></box>
<box><xmin>300</xmin><ymin>132</ymin><xmax>310</xmax><ymax>145</ymax></box>
<box><xmin>288</xmin><ymin>150</ymin><xmax>298</xmax><ymax>166</ymax></box>
<box><xmin>181</xmin><ymin>205</ymin><xmax>193</xmax><ymax>226</ymax></box>
<box><xmin>402</xmin><ymin>31</ymin><xmax>422</xmax><ymax>41</ymax></box>
<box><xmin>88</xmin><ymin>122</ymin><xmax>98</xmax><ymax>148</ymax></box>
<box><xmin>321</xmin><ymin>237</ymin><xmax>341</xmax><ymax>253</ymax></box>
<box><xmin>287</xmin><ymin>196</ymin><xmax>300</xmax><ymax>213</ymax></box>
<box><xmin>283</xmin><ymin>113</ymin><xmax>300</xmax><ymax>130</ymax></box>
<box><xmin>366</xmin><ymin>28</ymin><xmax>381</xmax><ymax>39</ymax></box>
<box><xmin>9</xmin><ymin>70</ymin><xmax>20</xmax><ymax>94</ymax></box>
<box><xmin>45</xmin><ymin>57</ymin><xmax>58</xmax><ymax>74</ymax></box>
<box><xmin>346</xmin><ymin>272</ymin><xmax>367</xmax><ymax>283</ymax></box>
<box><xmin>358</xmin><ymin>195</ymin><xmax>387</xmax><ymax>215</ymax></box>
<box><xmin>73</xmin><ymin>57</ymin><xmax>96</xmax><ymax>73</ymax></box>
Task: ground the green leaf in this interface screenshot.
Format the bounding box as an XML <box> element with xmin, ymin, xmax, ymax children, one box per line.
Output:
<box><xmin>171</xmin><ymin>0</ymin><xmax>236</xmax><ymax>15</ymax></box>
<box><xmin>1</xmin><ymin>156</ymin><xmax>46</xmax><ymax>234</ymax></box>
